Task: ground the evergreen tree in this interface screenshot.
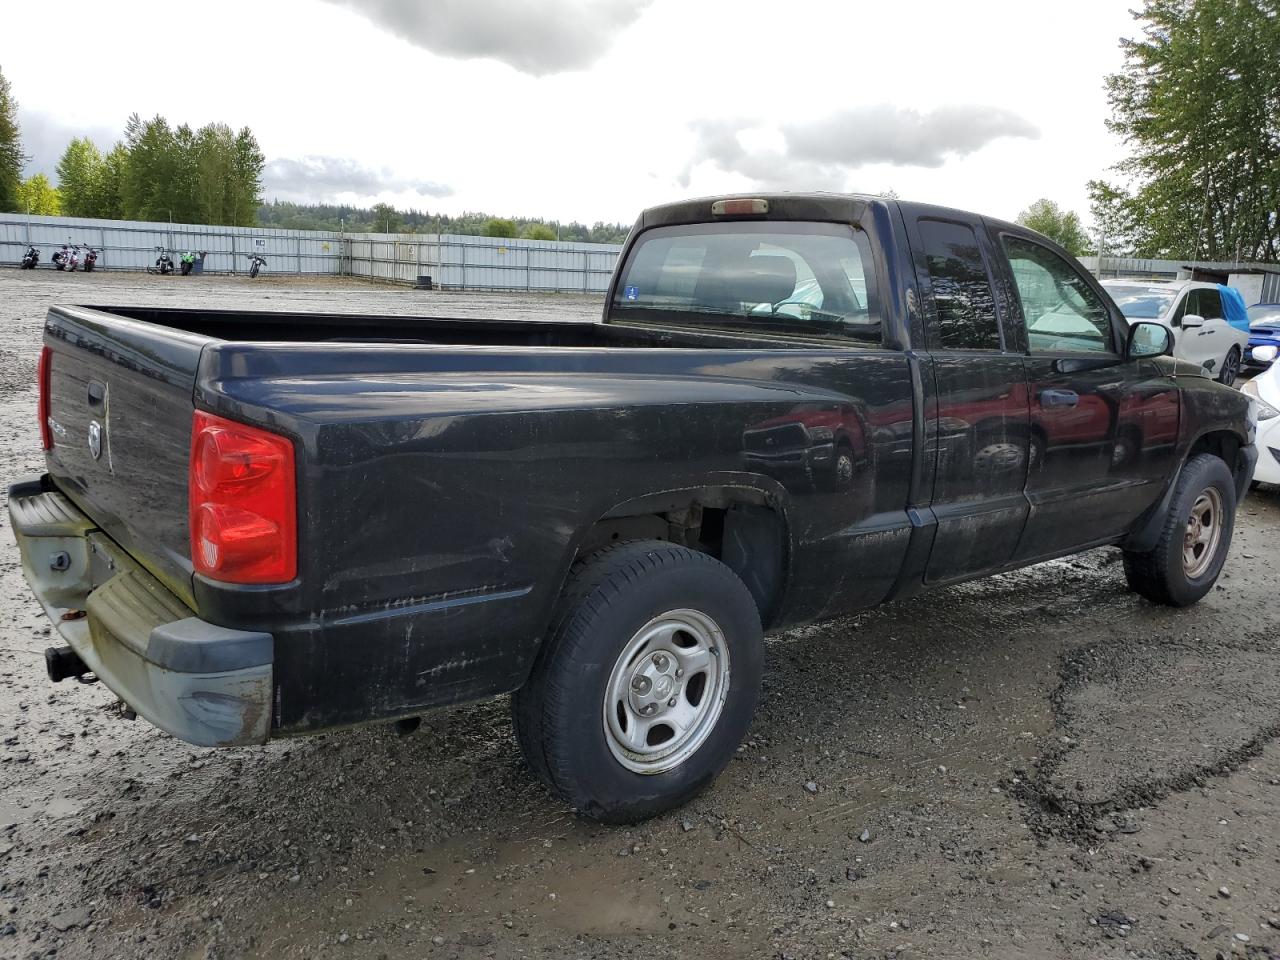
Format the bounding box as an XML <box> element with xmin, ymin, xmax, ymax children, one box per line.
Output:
<box><xmin>0</xmin><ymin>67</ymin><xmax>26</xmax><ymax>213</ymax></box>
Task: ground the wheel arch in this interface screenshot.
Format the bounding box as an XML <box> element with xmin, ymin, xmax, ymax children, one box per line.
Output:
<box><xmin>559</xmin><ymin>482</ymin><xmax>793</xmax><ymax>631</ymax></box>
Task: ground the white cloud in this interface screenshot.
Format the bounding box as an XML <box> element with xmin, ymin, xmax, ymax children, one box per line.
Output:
<box><xmin>319</xmin><ymin>0</ymin><xmax>654</xmax><ymax>75</ymax></box>
<box><xmin>263</xmin><ymin>157</ymin><xmax>452</xmax><ymax>204</ymax></box>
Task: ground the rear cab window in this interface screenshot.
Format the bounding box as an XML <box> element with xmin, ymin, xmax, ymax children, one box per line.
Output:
<box><xmin>607</xmin><ymin>222</ymin><xmax>882</xmax><ymax>345</ymax></box>
<box><xmin>916</xmin><ymin>219</ymin><xmax>1002</xmax><ymax>351</ymax></box>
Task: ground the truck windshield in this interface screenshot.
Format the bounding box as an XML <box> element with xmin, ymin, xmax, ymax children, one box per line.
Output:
<box><xmin>1105</xmin><ymin>284</ymin><xmax>1176</xmax><ymax>320</ymax></box>
<box><xmin>609</xmin><ymin>221</ymin><xmax>881</xmax><ymax>344</ymax></box>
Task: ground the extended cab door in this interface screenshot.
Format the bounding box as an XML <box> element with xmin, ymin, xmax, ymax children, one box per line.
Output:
<box><xmin>991</xmin><ymin>229</ymin><xmax>1179</xmax><ymax>560</ymax></box>
<box><xmin>906</xmin><ymin>213</ymin><xmax>1030</xmax><ymax>583</ymax></box>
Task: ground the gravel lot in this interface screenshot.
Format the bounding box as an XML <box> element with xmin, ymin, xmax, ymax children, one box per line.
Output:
<box><xmin>2</xmin><ymin>269</ymin><xmax>1279</xmax><ymax>960</ymax></box>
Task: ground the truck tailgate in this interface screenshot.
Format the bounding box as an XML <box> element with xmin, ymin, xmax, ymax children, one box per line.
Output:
<box><xmin>43</xmin><ymin>306</ymin><xmax>209</xmax><ymax>606</ymax></box>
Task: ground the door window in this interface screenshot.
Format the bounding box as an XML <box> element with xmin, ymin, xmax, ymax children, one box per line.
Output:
<box><xmin>918</xmin><ymin>219</ymin><xmax>1000</xmax><ymax>351</ymax></box>
<box><xmin>1003</xmin><ymin>236</ymin><xmax>1114</xmax><ymax>354</ymax></box>
<box><xmin>1190</xmin><ymin>288</ymin><xmax>1223</xmax><ymax>320</ymax></box>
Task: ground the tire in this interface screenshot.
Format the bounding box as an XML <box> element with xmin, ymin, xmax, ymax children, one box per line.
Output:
<box><xmin>513</xmin><ymin>540</ymin><xmax>763</xmax><ymax>823</ymax></box>
<box><xmin>1122</xmin><ymin>453</ymin><xmax>1236</xmax><ymax>606</ymax></box>
<box><xmin>1217</xmin><ymin>346</ymin><xmax>1241</xmax><ymax>386</ymax></box>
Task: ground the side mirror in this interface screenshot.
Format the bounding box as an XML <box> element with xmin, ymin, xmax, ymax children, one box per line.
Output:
<box><xmin>1127</xmin><ymin>321</ymin><xmax>1173</xmax><ymax>360</ymax></box>
<box><xmin>1181</xmin><ymin>313</ymin><xmax>1205</xmax><ymax>328</ymax></box>
<box><xmin>1254</xmin><ymin>345</ymin><xmax>1279</xmax><ymax>364</ymax></box>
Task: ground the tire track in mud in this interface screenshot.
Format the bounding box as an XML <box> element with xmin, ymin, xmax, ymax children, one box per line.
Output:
<box><xmin>1009</xmin><ymin>631</ymin><xmax>1280</xmax><ymax>846</ymax></box>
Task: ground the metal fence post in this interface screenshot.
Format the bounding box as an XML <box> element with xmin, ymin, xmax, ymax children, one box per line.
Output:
<box><xmin>583</xmin><ymin>252</ymin><xmax>590</xmax><ymax>293</ymax></box>
<box><xmin>295</xmin><ymin>237</ymin><xmax>302</xmax><ymax>275</ymax></box>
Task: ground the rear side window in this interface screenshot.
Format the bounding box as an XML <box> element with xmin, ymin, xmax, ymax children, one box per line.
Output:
<box><xmin>917</xmin><ymin>219</ymin><xmax>1000</xmax><ymax>350</ymax></box>
<box><xmin>609</xmin><ymin>221</ymin><xmax>881</xmax><ymax>345</ymax></box>
<box><xmin>1003</xmin><ymin>236</ymin><xmax>1113</xmax><ymax>354</ymax></box>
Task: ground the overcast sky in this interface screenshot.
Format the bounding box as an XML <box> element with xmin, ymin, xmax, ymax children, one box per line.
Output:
<box><xmin>3</xmin><ymin>0</ymin><xmax>1139</xmax><ymax>226</ymax></box>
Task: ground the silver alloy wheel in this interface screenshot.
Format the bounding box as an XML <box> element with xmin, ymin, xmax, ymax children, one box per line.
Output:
<box><xmin>602</xmin><ymin>609</ymin><xmax>731</xmax><ymax>775</ymax></box>
<box><xmin>1183</xmin><ymin>487</ymin><xmax>1224</xmax><ymax>578</ymax></box>
<box><xmin>1220</xmin><ymin>349</ymin><xmax>1240</xmax><ymax>385</ymax></box>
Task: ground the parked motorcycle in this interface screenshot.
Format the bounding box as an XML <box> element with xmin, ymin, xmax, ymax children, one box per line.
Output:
<box><xmin>149</xmin><ymin>246</ymin><xmax>175</xmax><ymax>275</ymax></box>
<box><xmin>83</xmin><ymin>247</ymin><xmax>99</xmax><ymax>272</ymax></box>
<box><xmin>247</xmin><ymin>253</ymin><xmax>267</xmax><ymax>278</ymax></box>
<box><xmin>179</xmin><ymin>250</ymin><xmax>205</xmax><ymax>276</ymax></box>
<box><xmin>20</xmin><ymin>246</ymin><xmax>39</xmax><ymax>269</ymax></box>
<box><xmin>51</xmin><ymin>245</ymin><xmax>71</xmax><ymax>271</ymax></box>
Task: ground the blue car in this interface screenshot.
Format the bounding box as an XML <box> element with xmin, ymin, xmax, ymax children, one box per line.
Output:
<box><xmin>1247</xmin><ymin>304</ymin><xmax>1280</xmax><ymax>369</ymax></box>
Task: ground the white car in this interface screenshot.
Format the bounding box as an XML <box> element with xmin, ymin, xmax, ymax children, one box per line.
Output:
<box><xmin>1244</xmin><ymin>345</ymin><xmax>1280</xmax><ymax>485</ymax></box>
<box><xmin>1102</xmin><ymin>279</ymin><xmax>1249</xmax><ymax>385</ymax></box>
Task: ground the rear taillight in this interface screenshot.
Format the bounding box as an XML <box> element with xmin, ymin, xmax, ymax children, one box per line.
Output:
<box><xmin>189</xmin><ymin>410</ymin><xmax>297</xmax><ymax>584</ymax></box>
<box><xmin>38</xmin><ymin>346</ymin><xmax>52</xmax><ymax>450</ymax></box>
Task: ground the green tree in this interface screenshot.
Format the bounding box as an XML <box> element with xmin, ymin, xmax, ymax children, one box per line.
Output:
<box><xmin>1016</xmin><ymin>198</ymin><xmax>1091</xmax><ymax>256</ymax></box>
<box><xmin>521</xmin><ymin>222</ymin><xmax>556</xmax><ymax>241</ymax></box>
<box><xmin>1087</xmin><ymin>179</ymin><xmax>1140</xmax><ymax>258</ymax></box>
<box><xmin>228</xmin><ymin>127</ymin><xmax>264</xmax><ymax>226</ymax></box>
<box><xmin>16</xmin><ymin>173</ymin><xmax>59</xmax><ymax>215</ymax></box>
<box><xmin>1103</xmin><ymin>0</ymin><xmax>1280</xmax><ymax>261</ymax></box>
<box><xmin>56</xmin><ymin>137</ymin><xmax>103</xmax><ymax>216</ymax></box>
<box><xmin>0</xmin><ymin>67</ymin><xmax>26</xmax><ymax>212</ymax></box>
<box><xmin>370</xmin><ymin>202</ymin><xmax>402</xmax><ymax>233</ymax></box>
<box><xmin>92</xmin><ymin>143</ymin><xmax>129</xmax><ymax>219</ymax></box>
<box><xmin>484</xmin><ymin>217</ymin><xmax>516</xmax><ymax>238</ymax></box>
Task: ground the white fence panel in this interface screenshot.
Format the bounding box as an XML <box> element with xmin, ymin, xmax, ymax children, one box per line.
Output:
<box><xmin>1</xmin><ymin>212</ymin><xmax>622</xmax><ymax>292</ymax></box>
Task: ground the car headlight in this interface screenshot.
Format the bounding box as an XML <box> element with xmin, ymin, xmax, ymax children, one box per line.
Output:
<box><xmin>1242</xmin><ymin>379</ymin><xmax>1280</xmax><ymax>420</ymax></box>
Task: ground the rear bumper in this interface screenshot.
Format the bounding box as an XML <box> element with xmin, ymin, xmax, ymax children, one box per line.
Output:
<box><xmin>7</xmin><ymin>476</ymin><xmax>272</xmax><ymax>747</ymax></box>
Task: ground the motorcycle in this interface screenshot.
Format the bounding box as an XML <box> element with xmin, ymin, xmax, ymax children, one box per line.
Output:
<box><xmin>20</xmin><ymin>246</ymin><xmax>39</xmax><ymax>269</ymax></box>
<box><xmin>148</xmin><ymin>246</ymin><xmax>175</xmax><ymax>275</ymax></box>
<box><xmin>83</xmin><ymin>247</ymin><xmax>99</xmax><ymax>272</ymax></box>
<box><xmin>65</xmin><ymin>245</ymin><xmax>81</xmax><ymax>272</ymax></box>
<box><xmin>247</xmin><ymin>253</ymin><xmax>267</xmax><ymax>278</ymax></box>
<box><xmin>179</xmin><ymin>250</ymin><xmax>205</xmax><ymax>276</ymax></box>
<box><xmin>51</xmin><ymin>245</ymin><xmax>71</xmax><ymax>271</ymax></box>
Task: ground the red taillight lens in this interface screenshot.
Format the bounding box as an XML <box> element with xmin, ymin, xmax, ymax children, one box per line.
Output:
<box><xmin>38</xmin><ymin>346</ymin><xmax>52</xmax><ymax>450</ymax></box>
<box><xmin>189</xmin><ymin>410</ymin><xmax>297</xmax><ymax>583</ymax></box>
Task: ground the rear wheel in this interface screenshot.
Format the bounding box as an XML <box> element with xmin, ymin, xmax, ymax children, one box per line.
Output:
<box><xmin>513</xmin><ymin>540</ymin><xmax>763</xmax><ymax>823</ymax></box>
<box><xmin>1122</xmin><ymin>453</ymin><xmax>1236</xmax><ymax>606</ymax></box>
<box><xmin>1218</xmin><ymin>346</ymin><xmax>1241</xmax><ymax>386</ymax></box>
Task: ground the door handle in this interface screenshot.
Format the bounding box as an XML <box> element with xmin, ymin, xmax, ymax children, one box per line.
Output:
<box><xmin>1040</xmin><ymin>388</ymin><xmax>1079</xmax><ymax>408</ymax></box>
<box><xmin>87</xmin><ymin>381</ymin><xmax>106</xmax><ymax>409</ymax></box>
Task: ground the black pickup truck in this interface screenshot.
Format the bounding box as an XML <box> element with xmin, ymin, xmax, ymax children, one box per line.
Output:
<box><xmin>11</xmin><ymin>194</ymin><xmax>1257</xmax><ymax>822</ymax></box>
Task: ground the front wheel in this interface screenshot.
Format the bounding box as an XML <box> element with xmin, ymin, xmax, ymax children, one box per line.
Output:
<box><xmin>1218</xmin><ymin>346</ymin><xmax>1241</xmax><ymax>386</ymax></box>
<box><xmin>1122</xmin><ymin>453</ymin><xmax>1236</xmax><ymax>606</ymax></box>
<box><xmin>513</xmin><ymin>540</ymin><xmax>763</xmax><ymax>823</ymax></box>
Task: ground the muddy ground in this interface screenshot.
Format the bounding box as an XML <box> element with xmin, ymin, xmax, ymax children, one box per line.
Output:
<box><xmin>1</xmin><ymin>269</ymin><xmax>1278</xmax><ymax>960</ymax></box>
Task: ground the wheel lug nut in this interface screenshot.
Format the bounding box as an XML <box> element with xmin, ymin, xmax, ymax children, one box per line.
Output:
<box><xmin>667</xmin><ymin>697</ymin><xmax>677</xmax><ymax>707</ymax></box>
<box><xmin>631</xmin><ymin>675</ymin><xmax>650</xmax><ymax>693</ymax></box>
<box><xmin>652</xmin><ymin>653</ymin><xmax>668</xmax><ymax>670</ymax></box>
<box><xmin>642</xmin><ymin>703</ymin><xmax>657</xmax><ymax>716</ymax></box>
<box><xmin>675</xmin><ymin>668</ymin><xmax>684</xmax><ymax>678</ymax></box>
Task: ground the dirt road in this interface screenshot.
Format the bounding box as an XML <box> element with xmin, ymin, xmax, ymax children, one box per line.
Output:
<box><xmin>2</xmin><ymin>270</ymin><xmax>1278</xmax><ymax>960</ymax></box>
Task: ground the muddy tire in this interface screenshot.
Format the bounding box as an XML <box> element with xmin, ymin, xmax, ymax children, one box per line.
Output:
<box><xmin>512</xmin><ymin>540</ymin><xmax>763</xmax><ymax>823</ymax></box>
<box><xmin>1122</xmin><ymin>453</ymin><xmax>1236</xmax><ymax>606</ymax></box>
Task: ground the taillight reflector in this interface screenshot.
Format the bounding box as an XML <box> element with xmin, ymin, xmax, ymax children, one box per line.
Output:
<box><xmin>189</xmin><ymin>410</ymin><xmax>297</xmax><ymax>584</ymax></box>
<box><xmin>38</xmin><ymin>346</ymin><xmax>52</xmax><ymax>450</ymax></box>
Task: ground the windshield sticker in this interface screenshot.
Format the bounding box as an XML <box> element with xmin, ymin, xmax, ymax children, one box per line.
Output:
<box><xmin>624</xmin><ymin>285</ymin><xmax>639</xmax><ymax>301</ymax></box>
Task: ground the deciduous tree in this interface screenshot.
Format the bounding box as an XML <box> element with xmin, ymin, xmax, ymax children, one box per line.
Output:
<box><xmin>1102</xmin><ymin>0</ymin><xmax>1280</xmax><ymax>261</ymax></box>
<box><xmin>1016</xmin><ymin>198</ymin><xmax>1091</xmax><ymax>257</ymax></box>
<box><xmin>16</xmin><ymin>173</ymin><xmax>59</xmax><ymax>215</ymax></box>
